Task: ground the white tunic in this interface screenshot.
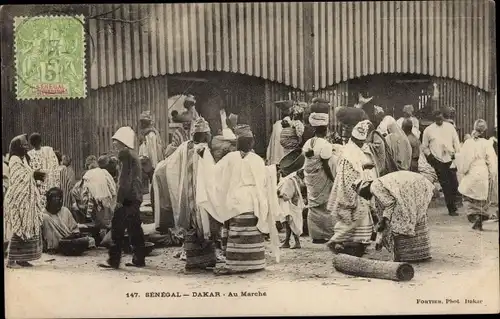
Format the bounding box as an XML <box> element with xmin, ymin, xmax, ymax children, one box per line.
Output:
<box><xmin>456</xmin><ymin>138</ymin><xmax>497</xmax><ymax>201</ymax></box>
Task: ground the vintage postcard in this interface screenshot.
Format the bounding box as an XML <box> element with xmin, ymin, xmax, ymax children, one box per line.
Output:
<box><xmin>2</xmin><ymin>2</ymin><xmax>498</xmax><ymax>318</ymax></box>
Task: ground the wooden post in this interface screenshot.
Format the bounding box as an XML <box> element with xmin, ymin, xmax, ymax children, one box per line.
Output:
<box><xmin>81</xmin><ymin>4</ymin><xmax>93</xmax><ymax>166</ymax></box>
<box><xmin>264</xmin><ymin>81</ymin><xmax>272</xmax><ymax>141</ymax></box>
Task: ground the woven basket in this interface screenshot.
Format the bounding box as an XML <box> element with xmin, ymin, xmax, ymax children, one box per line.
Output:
<box><xmin>279</xmin><ymin>149</ymin><xmax>305</xmax><ymax>177</ymax></box>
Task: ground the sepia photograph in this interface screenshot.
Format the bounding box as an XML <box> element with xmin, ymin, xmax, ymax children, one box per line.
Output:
<box><xmin>1</xmin><ymin>2</ymin><xmax>498</xmax><ymax>317</ymax></box>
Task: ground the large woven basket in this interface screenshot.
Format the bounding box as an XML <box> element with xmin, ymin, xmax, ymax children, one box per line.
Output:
<box><xmin>279</xmin><ymin>149</ymin><xmax>305</xmax><ymax>177</ymax></box>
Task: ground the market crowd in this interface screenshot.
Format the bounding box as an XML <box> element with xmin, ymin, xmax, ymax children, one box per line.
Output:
<box><xmin>3</xmin><ymin>94</ymin><xmax>498</xmax><ymax>274</ymax></box>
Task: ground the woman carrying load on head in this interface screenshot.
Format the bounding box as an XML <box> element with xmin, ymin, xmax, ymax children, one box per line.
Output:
<box><xmin>354</xmin><ymin>171</ymin><xmax>434</xmax><ymax>262</ymax></box>
<box><xmin>455</xmin><ymin>119</ymin><xmax>498</xmax><ymax>231</ymax></box>
<box><xmin>302</xmin><ymin>112</ymin><xmax>336</xmax><ymax>244</ymax></box>
<box><xmin>326</xmin><ymin>120</ymin><xmax>376</xmax><ymax>256</ymax></box>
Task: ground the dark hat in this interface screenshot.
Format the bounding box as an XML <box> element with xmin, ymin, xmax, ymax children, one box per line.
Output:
<box><xmin>275</xmin><ymin>100</ymin><xmax>294</xmax><ymax>111</ymax></box>
<box><xmin>310</xmin><ymin>97</ymin><xmax>330</xmax><ymax>114</ymax></box>
<box><xmin>233</xmin><ymin>124</ymin><xmax>253</xmax><ymax>138</ymax></box>
<box><xmin>176</xmin><ymin>111</ymin><xmax>193</xmax><ymax>123</ymax></box>
<box><xmin>279</xmin><ymin>149</ymin><xmax>305</xmax><ymax>177</ymax></box>
<box><xmin>312</xmin><ymin>97</ymin><xmax>329</xmax><ymax>104</ymax></box>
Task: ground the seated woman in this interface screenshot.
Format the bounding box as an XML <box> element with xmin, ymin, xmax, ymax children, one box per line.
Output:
<box><xmin>354</xmin><ymin>171</ymin><xmax>434</xmax><ymax>262</ymax></box>
<box><xmin>42</xmin><ymin>187</ymin><xmax>95</xmax><ymax>253</ymax></box>
<box><xmin>70</xmin><ymin>156</ymin><xmax>117</xmax><ymax>239</ymax></box>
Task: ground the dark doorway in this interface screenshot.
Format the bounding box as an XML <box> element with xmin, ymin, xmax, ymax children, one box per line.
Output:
<box><xmin>166</xmin><ymin>72</ymin><xmax>267</xmax><ymax>156</ymax></box>
<box><xmin>348</xmin><ymin>74</ymin><xmax>433</xmax><ymax>118</ymax></box>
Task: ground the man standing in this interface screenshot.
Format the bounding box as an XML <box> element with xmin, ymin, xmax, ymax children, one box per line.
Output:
<box><xmin>422</xmin><ymin>110</ymin><xmax>461</xmax><ymax>216</ymax></box>
<box><xmin>99</xmin><ymin>126</ymin><xmax>146</xmax><ymax>269</ymax></box>
<box><xmin>165</xmin><ymin>111</ymin><xmax>193</xmax><ymax>158</ymax></box>
<box><xmin>396</xmin><ymin>104</ymin><xmax>421</xmax><ymax>139</ymax></box>
<box><xmin>138</xmin><ymin>111</ymin><xmax>164</xmax><ymax>196</ymax></box>
<box><xmin>402</xmin><ymin>118</ymin><xmax>421</xmax><ymax>172</ymax></box>
<box><xmin>138</xmin><ymin>111</ymin><xmax>164</xmax><ymax>170</ymax></box>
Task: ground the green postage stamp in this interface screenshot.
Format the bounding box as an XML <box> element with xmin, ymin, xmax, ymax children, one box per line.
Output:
<box><xmin>14</xmin><ymin>15</ymin><xmax>86</xmax><ymax>100</ymax></box>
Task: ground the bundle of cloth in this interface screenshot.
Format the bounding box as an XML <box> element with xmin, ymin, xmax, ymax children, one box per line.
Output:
<box><xmin>211</xmin><ymin>137</ymin><xmax>237</xmax><ymax>163</ymax></box>
<box><xmin>280</xmin><ymin>102</ymin><xmax>306</xmax><ymax>155</ymax></box>
<box><xmin>310</xmin><ymin>97</ymin><xmax>330</xmax><ymax>114</ymax></box>
<box><xmin>211</xmin><ymin>111</ymin><xmax>238</xmax><ymax>163</ymax></box>
<box><xmin>335</xmin><ymin>106</ymin><xmax>370</xmax><ymax>143</ymax></box>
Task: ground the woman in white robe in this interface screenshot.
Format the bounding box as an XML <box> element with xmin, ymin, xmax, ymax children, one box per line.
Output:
<box><xmin>455</xmin><ymin>119</ymin><xmax>498</xmax><ymax>230</ymax></box>
<box><xmin>214</xmin><ymin>125</ymin><xmax>280</xmax><ymax>275</ymax></box>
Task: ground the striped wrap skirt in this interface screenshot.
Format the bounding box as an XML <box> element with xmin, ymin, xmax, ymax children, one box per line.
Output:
<box><xmin>308</xmin><ymin>204</ymin><xmax>335</xmax><ymax>241</ymax></box>
<box><xmin>392</xmin><ymin>216</ymin><xmax>432</xmax><ymax>262</ymax></box>
<box><xmin>184</xmin><ymin>229</ymin><xmax>216</xmax><ymax>270</ymax></box>
<box><xmin>8</xmin><ymin>233</ymin><xmax>42</xmax><ymax>262</ymax></box>
<box><xmin>225</xmin><ymin>212</ymin><xmax>266</xmax><ymax>272</ymax></box>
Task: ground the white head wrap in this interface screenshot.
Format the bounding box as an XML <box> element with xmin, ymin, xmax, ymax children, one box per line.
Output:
<box><xmin>351</xmin><ymin>120</ymin><xmax>371</xmax><ymax>141</ymax></box>
<box><xmin>374</xmin><ymin>105</ymin><xmax>384</xmax><ymax>115</ymax></box>
<box><xmin>358</xmin><ymin>94</ymin><xmax>373</xmax><ymax>105</ymax></box>
<box><xmin>308</xmin><ymin>112</ymin><xmax>329</xmax><ymax>127</ymax></box>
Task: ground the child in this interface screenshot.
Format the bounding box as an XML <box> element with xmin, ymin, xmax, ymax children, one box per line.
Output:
<box><xmin>277</xmin><ymin>168</ymin><xmax>305</xmax><ymax>249</ymax></box>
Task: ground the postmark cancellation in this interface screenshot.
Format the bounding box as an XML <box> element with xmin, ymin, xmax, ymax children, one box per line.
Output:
<box><xmin>14</xmin><ymin>15</ymin><xmax>87</xmax><ymax>100</ymax></box>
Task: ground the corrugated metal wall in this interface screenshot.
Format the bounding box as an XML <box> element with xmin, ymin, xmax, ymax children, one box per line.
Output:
<box><xmin>433</xmin><ymin>77</ymin><xmax>492</xmax><ymax>139</ymax></box>
<box><xmin>311</xmin><ymin>0</ymin><xmax>494</xmax><ymax>92</ymax></box>
<box><xmin>263</xmin><ymin>81</ymin><xmax>307</xmax><ymax>139</ymax></box>
<box><xmin>262</xmin><ymin>81</ymin><xmax>350</xmax><ymax>140</ymax></box>
<box><xmin>88</xmin><ymin>3</ymin><xmax>308</xmax><ymax>91</ymax></box>
<box><xmin>90</xmin><ymin>75</ymin><xmax>169</xmax><ymax>157</ymax></box>
<box><xmin>317</xmin><ymin>76</ymin><xmax>493</xmax><ymax>140</ymax></box>
<box><xmin>90</xmin><ymin>72</ymin><xmax>273</xmax><ymax>157</ymax></box>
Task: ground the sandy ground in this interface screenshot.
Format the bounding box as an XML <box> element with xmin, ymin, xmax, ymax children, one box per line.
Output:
<box><xmin>5</xmin><ymin>201</ymin><xmax>500</xmax><ymax>318</ymax></box>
